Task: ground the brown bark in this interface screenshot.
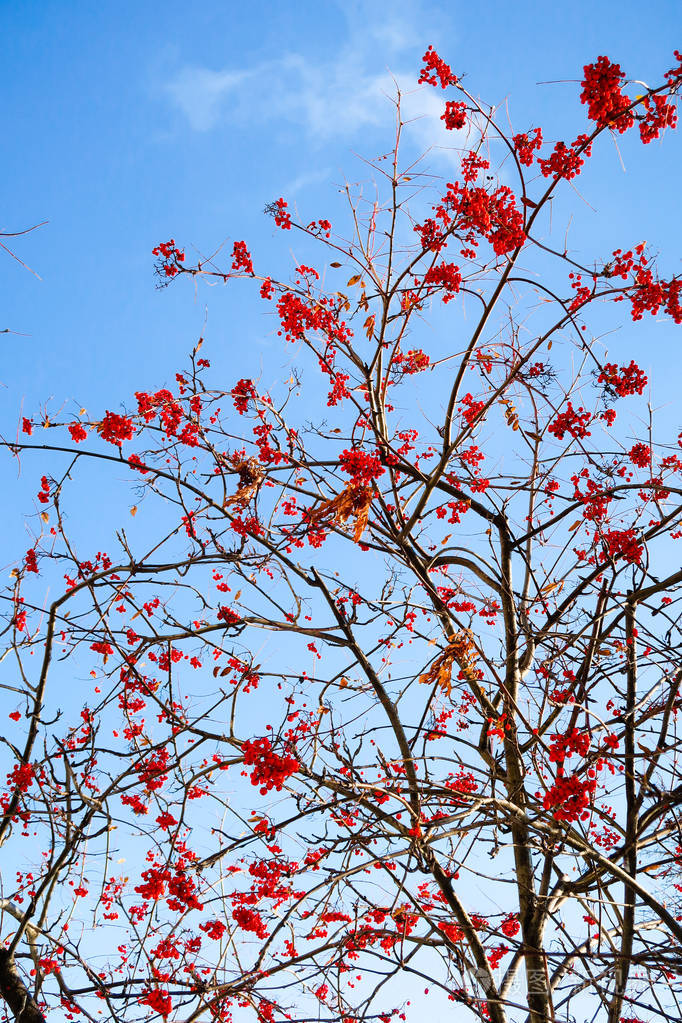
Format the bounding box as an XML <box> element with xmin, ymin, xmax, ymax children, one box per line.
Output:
<box><xmin>0</xmin><ymin>952</ymin><xmax>46</xmax><ymax>1023</ymax></box>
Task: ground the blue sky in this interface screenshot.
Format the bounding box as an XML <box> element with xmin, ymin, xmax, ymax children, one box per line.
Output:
<box><xmin>3</xmin><ymin>0</ymin><xmax>681</xmax><ymax>426</ymax></box>
<box><xmin>3</xmin><ymin>0</ymin><xmax>682</xmax><ymax>581</ymax></box>
<box><xmin>2</xmin><ymin>6</ymin><xmax>682</xmax><ymax>1019</ymax></box>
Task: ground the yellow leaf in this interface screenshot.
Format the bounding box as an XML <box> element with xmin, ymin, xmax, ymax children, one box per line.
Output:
<box><xmin>40</xmin><ymin>511</ymin><xmax>49</xmax><ymax>523</ymax></box>
<box><xmin>347</xmin><ymin>274</ymin><xmax>362</xmax><ymax>287</ymax></box>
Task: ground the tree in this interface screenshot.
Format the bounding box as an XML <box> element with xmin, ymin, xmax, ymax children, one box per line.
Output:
<box><xmin>3</xmin><ymin>45</ymin><xmax>682</xmax><ymax>1023</ymax></box>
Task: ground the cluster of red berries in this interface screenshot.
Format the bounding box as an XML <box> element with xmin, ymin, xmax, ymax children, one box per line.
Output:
<box><xmin>231</xmin><ymin>240</ymin><xmax>254</xmax><ymax>274</ymax></box>
<box><xmin>242</xmin><ymin>736</ymin><xmax>299</xmax><ymax>794</ymax></box>
<box><xmin>273</xmin><ymin>198</ymin><xmax>291</xmax><ymax>230</ymax></box>
<box><xmin>599</xmin><ymin>527</ymin><xmax>644</xmax><ymax>565</ymax></box>
<box><xmin>441</xmin><ymin>100</ymin><xmax>467</xmax><ymax>130</ymax></box>
<box><xmin>513</xmin><ymin>128</ymin><xmax>543</xmax><ymax>166</ymax></box>
<box><xmin>597</xmin><ymin>360</ymin><xmax>648</xmax><ymax>397</ymax></box>
<box><xmin>418</xmin><ymin>46</ymin><xmax>458</xmax><ymax>88</ymax></box>
<box><xmin>543</xmin><ymin>773</ymin><xmax>597</xmax><ymax>822</ymax></box>
<box><xmin>424</xmin><ymin>262</ymin><xmax>462</xmax><ymax>301</ymax></box>
<box><xmin>580</xmin><ymin>56</ymin><xmax>633</xmax><ymax>132</ymax></box>
<box><xmin>393</xmin><ymin>349</ymin><xmax>431</xmax><ymax>374</ymax></box>
<box><xmin>140</xmin><ymin>989</ymin><xmax>172</xmax><ymax>1017</ymax></box>
<box><xmin>152</xmin><ymin>239</ymin><xmax>185</xmax><ymax>279</ymax></box>
<box><xmin>629</xmin><ymin>443</ymin><xmax>651</xmax><ymax>468</ymax></box>
<box><xmin>548</xmin><ymin>403</ymin><xmax>592</xmax><ymax>441</ymax></box>
<box><xmin>232</xmin><ymin>905</ymin><xmax>269</xmax><ymax>938</ymax></box>
<box><xmin>231</xmin><ymin>378</ymin><xmax>257</xmax><ymax>414</ymax></box>
<box><xmin>339</xmin><ymin>448</ymin><xmax>385</xmax><ymax>484</ymax></box>
<box><xmin>539</xmin><ymin>135</ymin><xmax>592</xmax><ymax>181</ymax></box>
<box><xmin>37</xmin><ymin>475</ymin><xmax>51</xmax><ymax>504</ymax></box>
<box><xmin>98</xmin><ymin>411</ymin><xmax>135</xmax><ymax>446</ymax></box>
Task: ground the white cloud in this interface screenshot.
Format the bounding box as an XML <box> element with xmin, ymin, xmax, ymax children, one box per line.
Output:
<box><xmin>284</xmin><ymin>166</ymin><xmax>334</xmax><ymax>196</ymax></box>
<box><xmin>165</xmin><ymin>66</ymin><xmax>255</xmax><ymax>131</ymax></box>
<box><xmin>163</xmin><ymin>0</ymin><xmax>463</xmax><ymax>160</ymax></box>
<box><xmin>164</xmin><ymin>52</ymin><xmax>393</xmax><ymax>140</ymax></box>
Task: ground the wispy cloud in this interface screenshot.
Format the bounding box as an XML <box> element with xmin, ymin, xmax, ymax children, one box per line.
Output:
<box><xmin>163</xmin><ymin>0</ymin><xmax>461</xmax><ymax>158</ymax></box>
<box><xmin>283</xmin><ymin>166</ymin><xmax>334</xmax><ymax>197</ymax></box>
<box><xmin>166</xmin><ymin>67</ymin><xmax>256</xmax><ymax>132</ymax></box>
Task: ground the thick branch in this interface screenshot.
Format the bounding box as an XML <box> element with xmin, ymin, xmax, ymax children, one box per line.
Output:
<box><xmin>0</xmin><ymin>952</ymin><xmax>46</xmax><ymax>1023</ymax></box>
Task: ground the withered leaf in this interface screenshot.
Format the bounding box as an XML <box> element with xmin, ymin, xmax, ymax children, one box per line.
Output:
<box><xmin>225</xmin><ymin>457</ymin><xmax>265</xmax><ymax>507</ymax></box>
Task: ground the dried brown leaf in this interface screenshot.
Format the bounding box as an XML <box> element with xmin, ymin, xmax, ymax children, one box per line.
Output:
<box><xmin>225</xmin><ymin>457</ymin><xmax>265</xmax><ymax>507</ymax></box>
